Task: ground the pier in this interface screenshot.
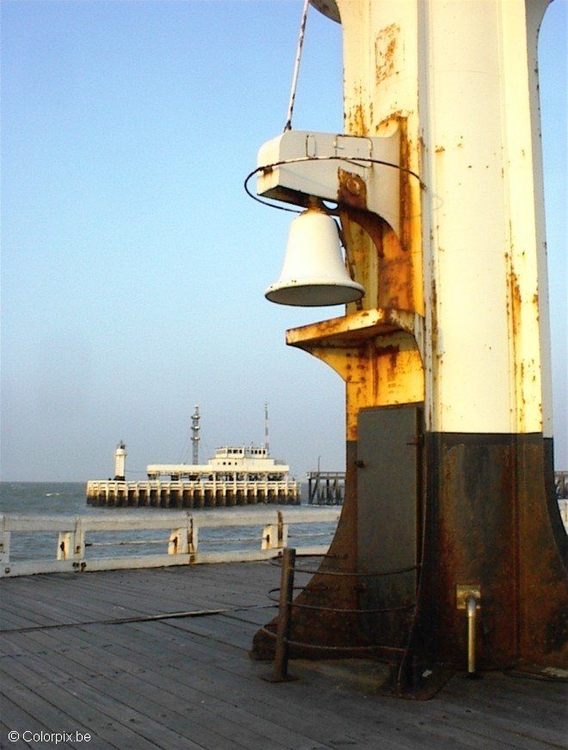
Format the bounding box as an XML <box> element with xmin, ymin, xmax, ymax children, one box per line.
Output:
<box><xmin>88</xmin><ymin>441</ymin><xmax>301</xmax><ymax>508</ymax></box>
<box><xmin>1</xmin><ymin>561</ymin><xmax>566</xmax><ymax>749</ymax></box>
<box><xmin>307</xmin><ymin>471</ymin><xmax>345</xmax><ymax>505</ymax></box>
<box><xmin>86</xmin><ymin>479</ymin><xmax>299</xmax><ymax>508</ymax></box>
<box><xmin>556</xmin><ymin>471</ymin><xmax>568</xmax><ymax>500</ymax></box>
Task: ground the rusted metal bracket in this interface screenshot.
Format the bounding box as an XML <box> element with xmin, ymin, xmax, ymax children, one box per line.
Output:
<box><xmin>285</xmin><ymin>307</ymin><xmax>425</xmax><ymax>361</ymax></box>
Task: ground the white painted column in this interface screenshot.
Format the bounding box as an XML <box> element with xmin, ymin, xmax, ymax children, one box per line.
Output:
<box><xmin>419</xmin><ymin>0</ymin><xmax>550</xmax><ymax>437</ymax></box>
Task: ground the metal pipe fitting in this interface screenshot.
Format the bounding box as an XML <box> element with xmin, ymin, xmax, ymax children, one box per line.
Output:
<box><xmin>466</xmin><ymin>594</ymin><xmax>478</xmax><ymax>677</ymax></box>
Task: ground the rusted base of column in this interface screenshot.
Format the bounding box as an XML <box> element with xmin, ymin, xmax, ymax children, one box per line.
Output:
<box><xmin>251</xmin><ymin>431</ymin><xmax>567</xmax><ymax>689</ymax></box>
<box><xmin>418</xmin><ymin>433</ymin><xmax>568</xmax><ymax>672</ymax></box>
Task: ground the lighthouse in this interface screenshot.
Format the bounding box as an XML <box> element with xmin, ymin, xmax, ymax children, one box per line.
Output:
<box><xmin>114</xmin><ymin>441</ymin><xmax>127</xmax><ymax>481</ymax></box>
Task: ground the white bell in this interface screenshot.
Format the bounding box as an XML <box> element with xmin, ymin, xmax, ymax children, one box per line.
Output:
<box><xmin>265</xmin><ymin>208</ymin><xmax>365</xmax><ymax>306</ymax></box>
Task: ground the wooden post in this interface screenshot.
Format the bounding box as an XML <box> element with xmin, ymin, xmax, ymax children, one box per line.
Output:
<box><xmin>267</xmin><ymin>547</ymin><xmax>297</xmax><ymax>682</ymax></box>
<box><xmin>0</xmin><ymin>516</ymin><xmax>11</xmax><ymax>566</ymax></box>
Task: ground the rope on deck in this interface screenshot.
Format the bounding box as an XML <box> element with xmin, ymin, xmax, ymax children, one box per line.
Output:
<box><xmin>0</xmin><ymin>602</ymin><xmax>278</xmax><ymax>635</ymax></box>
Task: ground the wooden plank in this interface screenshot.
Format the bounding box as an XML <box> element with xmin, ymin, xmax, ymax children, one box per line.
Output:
<box><xmin>431</xmin><ymin>673</ymin><xmax>568</xmax><ymax>747</ymax></box>
<box><xmin>0</xmin><ymin>661</ymin><xmax>107</xmax><ymax>750</ymax></box>
<box><xmin>1</xmin><ymin>563</ymin><xmax>566</xmax><ymax>750</ymax></box>
<box><xmin>140</xmin><ymin>610</ymin><xmax>568</xmax><ymax>749</ymax></box>
<box><xmin>0</xmin><ymin>694</ymin><xmax>48</xmax><ymax>748</ymax></box>
<box><xmin>1</xmin><ymin>588</ymin><xmax>90</xmax><ymax>629</ymax></box>
<box><xmin>106</xmin><ymin>623</ymin><xmax>474</xmax><ymax>750</ymax></box>
<box><xmin>0</xmin><ymin>604</ymin><xmax>45</xmax><ymax>632</ymax></box>
<box><xmin>2</xmin><ymin>623</ymin><xmax>325</xmax><ymax>750</ymax></box>
<box><xmin>87</xmin><ymin>619</ymin><xmax>559</xmax><ymax>750</ymax></box>
<box><xmin>163</xmin><ymin>610</ymin><xmax>269</xmax><ymax>651</ymax></box>
<box><xmin>0</xmin><ymin>645</ymin><xmax>201</xmax><ymax>750</ymax></box>
<box><xmin>7</xmin><ymin>628</ymin><xmax>298</xmax><ymax>750</ymax></box>
<box><xmin>0</xmin><ymin>577</ymin><xmax>141</xmax><ymax>630</ymax></box>
<box><xmin>17</xmin><ymin>622</ymin><xmax>362</xmax><ymax>750</ymax></box>
<box><xmin>0</xmin><ymin>562</ymin><xmax>278</xmax><ymax>631</ymax></box>
<box><xmin>6</xmin><ymin>614</ymin><xmax>365</xmax><ymax>750</ymax></box>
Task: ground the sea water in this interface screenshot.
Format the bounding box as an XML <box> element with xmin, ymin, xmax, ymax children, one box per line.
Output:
<box><xmin>0</xmin><ymin>482</ymin><xmax>113</xmax><ymax>516</ymax></box>
<box><xmin>0</xmin><ymin>482</ymin><xmax>332</xmax><ymax>563</ymax></box>
<box><xmin>0</xmin><ymin>482</ymin><xmax>176</xmax><ymax>561</ymax></box>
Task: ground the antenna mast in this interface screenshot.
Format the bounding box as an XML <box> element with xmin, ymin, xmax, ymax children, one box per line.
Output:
<box><xmin>264</xmin><ymin>402</ymin><xmax>270</xmax><ymax>455</ymax></box>
<box><xmin>191</xmin><ymin>405</ymin><xmax>200</xmax><ymax>464</ymax></box>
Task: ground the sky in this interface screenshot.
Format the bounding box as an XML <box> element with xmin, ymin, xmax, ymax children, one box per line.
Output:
<box><xmin>1</xmin><ymin>0</ymin><xmax>566</xmax><ymax>482</ymax></box>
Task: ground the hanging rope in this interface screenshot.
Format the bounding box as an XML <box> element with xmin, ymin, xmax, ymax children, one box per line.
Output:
<box><xmin>283</xmin><ymin>0</ymin><xmax>310</xmax><ymax>132</ymax></box>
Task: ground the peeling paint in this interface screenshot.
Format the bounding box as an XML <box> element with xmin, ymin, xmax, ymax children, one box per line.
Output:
<box><xmin>375</xmin><ymin>23</ymin><xmax>401</xmax><ymax>85</ymax></box>
<box><xmin>346</xmin><ymin>102</ymin><xmax>368</xmax><ymax>135</ymax></box>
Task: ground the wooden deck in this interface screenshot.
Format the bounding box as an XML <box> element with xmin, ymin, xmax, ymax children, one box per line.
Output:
<box><xmin>0</xmin><ymin>562</ymin><xmax>566</xmax><ymax>749</ymax></box>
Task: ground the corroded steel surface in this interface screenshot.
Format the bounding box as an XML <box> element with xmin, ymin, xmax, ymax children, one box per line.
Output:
<box><xmin>420</xmin><ymin>434</ymin><xmax>568</xmax><ymax>669</ymax></box>
<box><xmin>285</xmin><ymin>310</ymin><xmax>424</xmax><ymax>441</ymax></box>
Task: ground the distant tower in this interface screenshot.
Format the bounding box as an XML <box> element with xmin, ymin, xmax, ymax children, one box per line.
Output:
<box><xmin>191</xmin><ymin>406</ymin><xmax>200</xmax><ymax>464</ymax></box>
<box><xmin>114</xmin><ymin>441</ymin><xmax>127</xmax><ymax>481</ymax></box>
<box><xmin>264</xmin><ymin>402</ymin><xmax>270</xmax><ymax>455</ymax></box>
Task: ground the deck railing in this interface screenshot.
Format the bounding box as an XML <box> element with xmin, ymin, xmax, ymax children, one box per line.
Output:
<box><xmin>0</xmin><ymin>507</ymin><xmax>340</xmax><ymax>578</ymax></box>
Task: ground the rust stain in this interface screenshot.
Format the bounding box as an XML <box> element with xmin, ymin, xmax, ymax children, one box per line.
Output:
<box><xmin>340</xmin><ymin>114</ymin><xmax>424</xmax><ymax>317</ymax></box>
<box><xmin>509</xmin><ymin>269</ymin><xmax>522</xmax><ymax>340</ymax></box>
<box><xmin>375</xmin><ymin>23</ymin><xmax>400</xmax><ymax>85</ymax></box>
<box><xmin>430</xmin><ymin>272</ymin><xmax>441</xmax><ymax>427</ymax></box>
<box><xmin>346</xmin><ymin>102</ymin><xmax>367</xmax><ymax>135</ymax></box>
<box><xmin>338</xmin><ymin>169</ymin><xmax>368</xmax><ymax>211</ymax></box>
<box><xmin>339</xmin><ymin>204</ymin><xmax>385</xmax><ymax>265</ymax></box>
<box><xmin>399</xmin><ymin>117</ymin><xmax>411</xmax><ymax>254</ymax></box>
<box><xmin>363</xmin><ymin>116</ymin><xmax>421</xmax><ymax>314</ymax></box>
<box><xmin>380</xmin><ymin>344</ymin><xmax>401</xmax><ymax>383</ymax></box>
<box><xmin>377</xmin><ymin>233</ymin><xmax>413</xmax><ymax>311</ymax></box>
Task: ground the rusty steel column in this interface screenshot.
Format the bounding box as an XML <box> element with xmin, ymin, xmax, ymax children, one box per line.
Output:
<box><xmin>251</xmin><ymin>0</ymin><xmax>567</xmax><ymax>684</ymax></box>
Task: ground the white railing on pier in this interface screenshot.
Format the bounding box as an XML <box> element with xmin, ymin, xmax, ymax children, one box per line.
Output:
<box><xmin>0</xmin><ymin>508</ymin><xmax>340</xmax><ymax>578</ymax></box>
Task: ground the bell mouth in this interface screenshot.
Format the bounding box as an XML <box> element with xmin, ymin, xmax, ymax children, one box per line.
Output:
<box><xmin>264</xmin><ymin>206</ymin><xmax>366</xmax><ymax>307</ymax></box>
<box><xmin>265</xmin><ymin>278</ymin><xmax>364</xmax><ymax>307</ymax></box>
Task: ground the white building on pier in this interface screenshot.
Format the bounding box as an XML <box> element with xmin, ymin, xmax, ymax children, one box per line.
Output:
<box><xmin>87</xmin><ymin>443</ymin><xmax>299</xmax><ymax>508</ymax></box>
